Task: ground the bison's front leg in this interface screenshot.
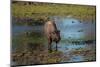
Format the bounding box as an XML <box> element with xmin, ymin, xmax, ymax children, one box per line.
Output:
<box><xmin>48</xmin><ymin>37</ymin><xmax>52</xmax><ymax>52</ymax></box>
<box><xmin>55</xmin><ymin>42</ymin><xmax>58</xmax><ymax>51</ymax></box>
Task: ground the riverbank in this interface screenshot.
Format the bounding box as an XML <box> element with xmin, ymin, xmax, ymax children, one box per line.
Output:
<box><xmin>12</xmin><ymin>1</ymin><xmax>96</xmax><ymax>23</ymax></box>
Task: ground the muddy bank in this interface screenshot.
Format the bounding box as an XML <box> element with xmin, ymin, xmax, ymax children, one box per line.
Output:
<box><xmin>11</xmin><ymin>45</ymin><xmax>66</xmax><ymax>66</ymax></box>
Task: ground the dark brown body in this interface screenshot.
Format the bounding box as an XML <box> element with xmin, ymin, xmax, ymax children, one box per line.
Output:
<box><xmin>44</xmin><ymin>20</ymin><xmax>61</xmax><ymax>52</ymax></box>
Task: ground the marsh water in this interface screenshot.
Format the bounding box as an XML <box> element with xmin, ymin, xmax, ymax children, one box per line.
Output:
<box><xmin>12</xmin><ymin>16</ymin><xmax>96</xmax><ymax>64</ymax></box>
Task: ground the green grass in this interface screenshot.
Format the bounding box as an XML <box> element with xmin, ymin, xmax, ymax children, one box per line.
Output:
<box><xmin>12</xmin><ymin>1</ymin><xmax>96</xmax><ymax>21</ymax></box>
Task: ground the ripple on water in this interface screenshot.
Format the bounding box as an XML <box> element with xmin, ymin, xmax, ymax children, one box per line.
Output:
<box><xmin>68</xmin><ymin>55</ymin><xmax>84</xmax><ymax>62</ymax></box>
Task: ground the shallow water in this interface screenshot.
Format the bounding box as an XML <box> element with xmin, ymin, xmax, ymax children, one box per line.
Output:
<box><xmin>12</xmin><ymin>17</ymin><xmax>96</xmax><ymax>63</ymax></box>
<box><xmin>12</xmin><ymin>25</ymin><xmax>43</xmax><ymax>36</ymax></box>
<box><xmin>52</xmin><ymin>17</ymin><xmax>95</xmax><ymax>62</ymax></box>
<box><xmin>54</xmin><ymin>17</ymin><xmax>95</xmax><ymax>39</ymax></box>
<box><xmin>69</xmin><ymin>55</ymin><xmax>84</xmax><ymax>62</ymax></box>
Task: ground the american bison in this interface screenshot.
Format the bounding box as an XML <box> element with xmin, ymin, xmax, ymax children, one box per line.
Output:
<box><xmin>44</xmin><ymin>20</ymin><xmax>61</xmax><ymax>52</ymax></box>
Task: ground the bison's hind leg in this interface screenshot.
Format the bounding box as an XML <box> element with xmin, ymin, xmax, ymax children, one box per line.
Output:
<box><xmin>48</xmin><ymin>37</ymin><xmax>52</xmax><ymax>53</ymax></box>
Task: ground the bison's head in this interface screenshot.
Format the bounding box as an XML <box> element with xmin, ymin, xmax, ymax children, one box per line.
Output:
<box><xmin>51</xmin><ymin>30</ymin><xmax>61</xmax><ymax>43</ymax></box>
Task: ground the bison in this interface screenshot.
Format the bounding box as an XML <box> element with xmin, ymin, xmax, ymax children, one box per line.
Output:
<box><xmin>44</xmin><ymin>20</ymin><xmax>61</xmax><ymax>52</ymax></box>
